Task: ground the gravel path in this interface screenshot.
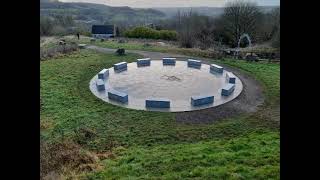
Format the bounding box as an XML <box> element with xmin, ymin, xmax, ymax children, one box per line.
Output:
<box><xmin>86</xmin><ymin>45</ymin><xmax>265</xmax><ymax>124</ymax></box>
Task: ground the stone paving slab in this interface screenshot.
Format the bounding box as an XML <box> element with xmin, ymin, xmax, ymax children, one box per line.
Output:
<box><xmin>89</xmin><ymin>60</ymin><xmax>243</xmax><ymax>112</ymax></box>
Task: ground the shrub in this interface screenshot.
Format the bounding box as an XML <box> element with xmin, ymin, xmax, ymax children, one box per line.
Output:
<box><xmin>124</xmin><ymin>27</ymin><xmax>177</xmax><ymax>41</ymax></box>
<box><xmin>159</xmin><ymin>30</ymin><xmax>177</xmax><ymax>40</ymax></box>
<box><xmin>79</xmin><ymin>30</ymin><xmax>91</xmax><ymax>37</ymax></box>
<box><xmin>178</xmin><ymin>34</ymin><xmax>195</xmax><ymax>48</ymax></box>
<box><xmin>40</xmin><ymin>16</ymin><xmax>54</xmax><ymax>36</ymax></box>
<box><xmin>118</xmin><ymin>39</ymin><xmax>126</xmax><ymax>43</ymax></box>
<box><xmin>143</xmin><ymin>43</ymin><xmax>152</xmax><ymax>47</ymax></box>
<box><xmin>116</xmin><ymin>48</ymin><xmax>125</xmax><ymax>56</ymax></box>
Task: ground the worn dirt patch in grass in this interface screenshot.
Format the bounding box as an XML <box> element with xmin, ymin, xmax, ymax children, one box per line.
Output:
<box><xmin>175</xmin><ymin>61</ymin><xmax>265</xmax><ymax>124</ymax></box>
<box><xmin>40</xmin><ymin>138</ymin><xmax>112</xmax><ymax>180</ymax></box>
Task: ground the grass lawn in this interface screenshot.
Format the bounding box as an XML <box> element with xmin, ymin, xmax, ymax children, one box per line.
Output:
<box><xmin>40</xmin><ymin>49</ymin><xmax>279</xmax><ymax>179</ymax></box>
<box><xmin>80</xmin><ymin>38</ymin><xmax>279</xmax><ymax>59</ymax></box>
<box><xmin>87</xmin><ymin>132</ymin><xmax>279</xmax><ymax>179</ymax></box>
<box><xmin>81</xmin><ymin>39</ymin><xmax>224</xmax><ymax>58</ymax></box>
<box><xmin>93</xmin><ymin>40</ymin><xmax>171</xmax><ymax>52</ymax></box>
<box><xmin>219</xmin><ymin>59</ymin><xmax>280</xmax><ymax>107</ymax></box>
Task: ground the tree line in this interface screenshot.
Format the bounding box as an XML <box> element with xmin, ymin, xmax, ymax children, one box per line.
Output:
<box><xmin>40</xmin><ymin>15</ymin><xmax>90</xmax><ymax>36</ymax></box>
<box><xmin>159</xmin><ymin>0</ymin><xmax>280</xmax><ymax>49</ymax></box>
<box><xmin>120</xmin><ymin>1</ymin><xmax>279</xmax><ymax>49</ymax></box>
<box><xmin>40</xmin><ymin>0</ymin><xmax>280</xmax><ymax>50</ymax></box>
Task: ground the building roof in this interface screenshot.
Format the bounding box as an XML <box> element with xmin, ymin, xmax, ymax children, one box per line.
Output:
<box><xmin>91</xmin><ymin>25</ymin><xmax>114</xmax><ymax>34</ymax></box>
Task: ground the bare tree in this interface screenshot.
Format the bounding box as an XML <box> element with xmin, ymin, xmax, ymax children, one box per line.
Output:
<box><xmin>175</xmin><ymin>10</ymin><xmax>215</xmax><ymax>48</ymax></box>
<box><xmin>221</xmin><ymin>0</ymin><xmax>262</xmax><ymax>46</ymax></box>
<box><xmin>271</xmin><ymin>8</ymin><xmax>280</xmax><ymax>49</ymax></box>
<box><xmin>270</xmin><ymin>7</ymin><xmax>280</xmax><ymax>38</ymax></box>
<box><xmin>196</xmin><ymin>17</ymin><xmax>215</xmax><ymax>49</ymax></box>
<box><xmin>255</xmin><ymin>7</ymin><xmax>280</xmax><ymax>42</ymax></box>
<box><xmin>175</xmin><ymin>10</ymin><xmax>197</xmax><ymax>48</ymax></box>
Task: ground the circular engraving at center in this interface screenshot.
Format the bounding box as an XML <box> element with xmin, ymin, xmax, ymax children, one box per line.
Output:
<box><xmin>160</xmin><ymin>75</ymin><xmax>182</xmax><ymax>82</ymax></box>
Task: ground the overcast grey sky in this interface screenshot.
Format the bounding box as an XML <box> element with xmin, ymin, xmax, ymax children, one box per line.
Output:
<box><xmin>59</xmin><ymin>0</ymin><xmax>280</xmax><ymax>8</ymax></box>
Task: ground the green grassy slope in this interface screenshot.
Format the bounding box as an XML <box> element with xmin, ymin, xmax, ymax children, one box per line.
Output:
<box><xmin>220</xmin><ymin>60</ymin><xmax>280</xmax><ymax>106</ymax></box>
<box><xmin>87</xmin><ymin>132</ymin><xmax>279</xmax><ymax>179</ymax></box>
<box><xmin>40</xmin><ymin>49</ymin><xmax>279</xmax><ymax>179</ymax></box>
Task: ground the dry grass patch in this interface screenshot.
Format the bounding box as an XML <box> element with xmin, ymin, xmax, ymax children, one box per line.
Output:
<box><xmin>40</xmin><ymin>139</ymin><xmax>106</xmax><ymax>180</ymax></box>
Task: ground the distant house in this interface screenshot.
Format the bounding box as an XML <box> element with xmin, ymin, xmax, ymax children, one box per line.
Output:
<box><xmin>91</xmin><ymin>25</ymin><xmax>115</xmax><ymax>39</ymax></box>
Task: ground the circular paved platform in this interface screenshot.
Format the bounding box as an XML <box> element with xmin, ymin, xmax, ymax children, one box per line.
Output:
<box><xmin>89</xmin><ymin>60</ymin><xmax>243</xmax><ymax>112</ymax></box>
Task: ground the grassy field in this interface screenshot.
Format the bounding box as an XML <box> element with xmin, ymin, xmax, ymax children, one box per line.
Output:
<box><xmin>91</xmin><ymin>40</ymin><xmax>170</xmax><ymax>52</ymax></box>
<box><xmin>40</xmin><ymin>35</ymin><xmax>89</xmax><ymax>49</ymax></box>
<box><xmin>87</xmin><ymin>132</ymin><xmax>279</xmax><ymax>179</ymax></box>
<box><xmin>80</xmin><ymin>38</ymin><xmax>278</xmax><ymax>59</ymax></box>
<box><xmin>220</xmin><ymin>59</ymin><xmax>280</xmax><ymax>106</ymax></box>
<box><xmin>40</xmin><ymin>49</ymin><xmax>280</xmax><ymax>179</ymax></box>
<box><xmin>81</xmin><ymin>38</ymin><xmax>226</xmax><ymax>59</ymax></box>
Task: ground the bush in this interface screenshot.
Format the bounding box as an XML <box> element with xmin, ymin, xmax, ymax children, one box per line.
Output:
<box><xmin>124</xmin><ymin>27</ymin><xmax>177</xmax><ymax>41</ymax></box>
<box><xmin>143</xmin><ymin>43</ymin><xmax>151</xmax><ymax>47</ymax></box>
<box><xmin>79</xmin><ymin>30</ymin><xmax>91</xmax><ymax>37</ymax></box>
<box><xmin>124</xmin><ymin>27</ymin><xmax>158</xmax><ymax>39</ymax></box>
<box><xmin>115</xmin><ymin>48</ymin><xmax>125</xmax><ymax>56</ymax></box>
<box><xmin>159</xmin><ymin>30</ymin><xmax>177</xmax><ymax>40</ymax></box>
<box><xmin>40</xmin><ymin>16</ymin><xmax>54</xmax><ymax>36</ymax></box>
<box><xmin>118</xmin><ymin>39</ymin><xmax>126</xmax><ymax>43</ymax></box>
<box><xmin>178</xmin><ymin>34</ymin><xmax>195</xmax><ymax>48</ymax></box>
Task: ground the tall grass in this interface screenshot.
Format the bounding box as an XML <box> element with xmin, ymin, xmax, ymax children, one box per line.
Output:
<box><xmin>40</xmin><ymin>44</ymin><xmax>78</xmax><ymax>60</ymax></box>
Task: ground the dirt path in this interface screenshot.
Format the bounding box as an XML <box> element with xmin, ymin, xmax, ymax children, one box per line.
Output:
<box><xmin>86</xmin><ymin>45</ymin><xmax>265</xmax><ymax>124</ymax></box>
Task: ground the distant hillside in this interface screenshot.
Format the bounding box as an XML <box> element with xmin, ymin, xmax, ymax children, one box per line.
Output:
<box><xmin>153</xmin><ymin>7</ymin><xmax>224</xmax><ymax>18</ymax></box>
<box><xmin>153</xmin><ymin>6</ymin><xmax>279</xmax><ymax>18</ymax></box>
<box><xmin>40</xmin><ymin>1</ymin><xmax>166</xmax><ymax>26</ymax></box>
